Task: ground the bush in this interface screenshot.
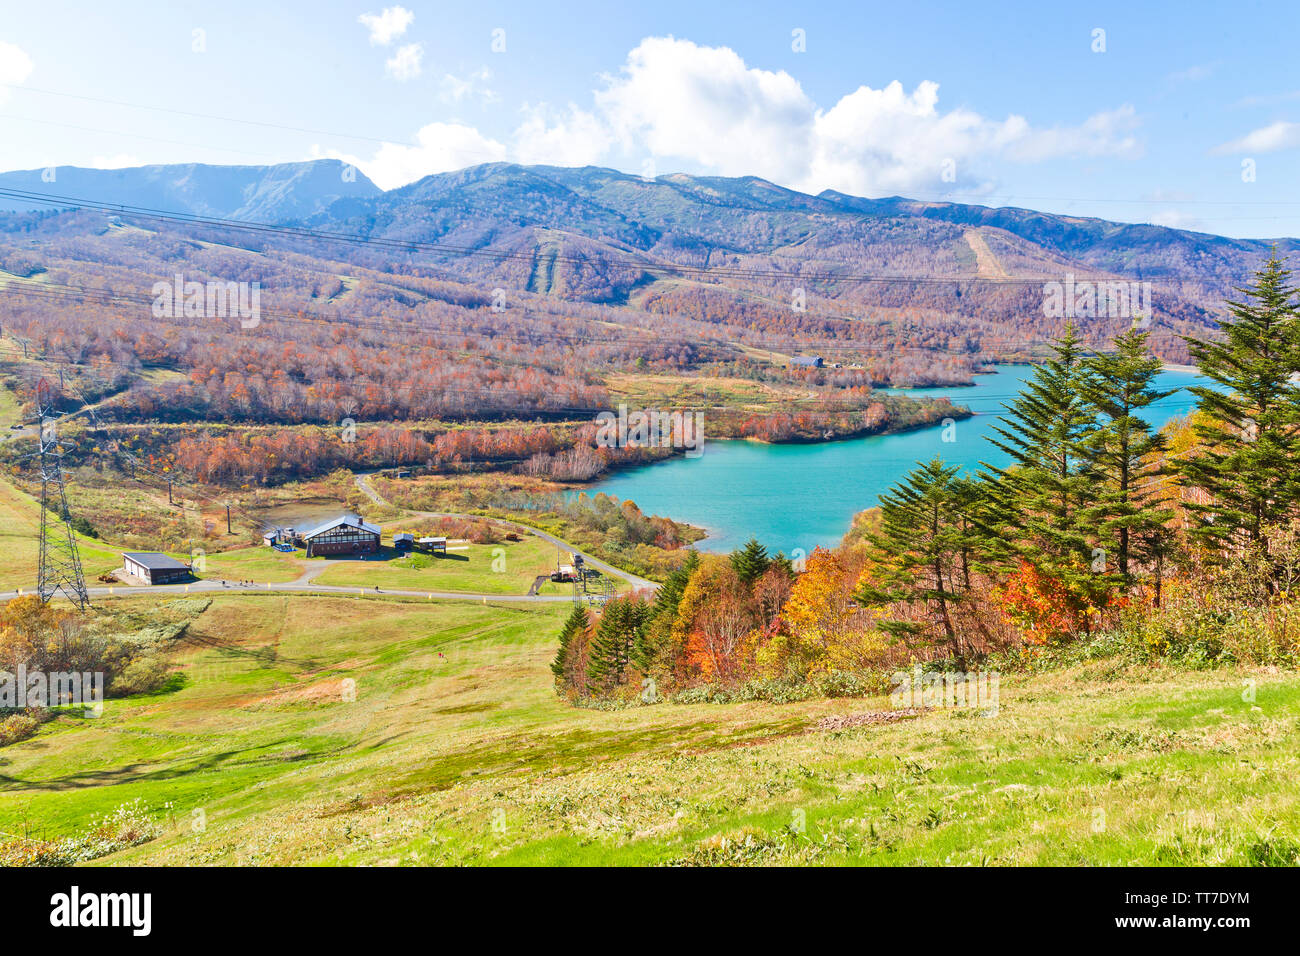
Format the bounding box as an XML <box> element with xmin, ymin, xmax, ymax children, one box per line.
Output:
<box><xmin>668</xmin><ymin>670</ymin><xmax>889</xmax><ymax>705</ymax></box>
<box><xmin>0</xmin><ymin>713</ymin><xmax>38</xmax><ymax>747</ymax></box>
<box><xmin>0</xmin><ymin>798</ymin><xmax>162</xmax><ymax>866</ymax></box>
<box><xmin>1118</xmin><ymin>580</ymin><xmax>1300</xmax><ymax>668</ymax></box>
<box><xmin>109</xmin><ymin>657</ymin><xmax>173</xmax><ymax>696</ymax></box>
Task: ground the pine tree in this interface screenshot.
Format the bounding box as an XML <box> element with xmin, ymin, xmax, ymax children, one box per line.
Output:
<box><xmin>730</xmin><ymin>537</ymin><xmax>771</xmax><ymax>586</ymax></box>
<box><xmin>982</xmin><ymin>322</ymin><xmax>1107</xmax><ymax>624</ymax></box>
<box><xmin>950</xmin><ymin>474</ymin><xmax>1003</xmax><ymax>589</ymax></box>
<box><xmin>854</xmin><ymin>457</ymin><xmax>970</xmax><ymax>661</ymax></box>
<box><xmin>635</xmin><ymin>550</ymin><xmax>699</xmax><ymax>674</ymax></box>
<box><xmin>1181</xmin><ymin>252</ymin><xmax>1300</xmax><ymax>557</ymax></box>
<box><xmin>651</xmin><ymin>550</ymin><xmax>699</xmax><ymax>622</ymax></box>
<box><xmin>1079</xmin><ymin>328</ymin><xmax>1175</xmax><ymax>585</ymax></box>
<box><xmin>551</xmin><ymin>602</ymin><xmax>590</xmax><ymax>692</ymax></box>
<box><xmin>586</xmin><ymin>597</ymin><xmax>649</xmax><ymax>693</ymax></box>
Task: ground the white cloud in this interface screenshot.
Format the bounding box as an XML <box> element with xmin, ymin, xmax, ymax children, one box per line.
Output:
<box><xmin>1167</xmin><ymin>62</ymin><xmax>1217</xmax><ymax>85</ymax></box>
<box><xmin>440</xmin><ymin>68</ymin><xmax>497</xmax><ymax>105</ymax></box>
<box><xmin>1214</xmin><ymin>120</ymin><xmax>1300</xmax><ymax>154</ymax></box>
<box><xmin>91</xmin><ymin>153</ymin><xmax>142</xmax><ymax>169</ymax></box>
<box><xmin>330</xmin><ymin>36</ymin><xmax>1145</xmax><ymax>195</ymax></box>
<box><xmin>591</xmin><ymin>37</ymin><xmax>1141</xmax><ymax>197</ymax></box>
<box><xmin>358</xmin><ymin>6</ymin><xmax>413</xmax><ymax>45</ymax></box>
<box><xmin>315</xmin><ymin>122</ymin><xmax>507</xmax><ymax>190</ymax></box>
<box><xmin>385</xmin><ymin>43</ymin><xmax>423</xmax><ymax>82</ymax></box>
<box><xmin>513</xmin><ymin>103</ymin><xmax>613</xmax><ymax>167</ymax></box>
<box><xmin>596</xmin><ymin>37</ymin><xmax>815</xmax><ymax>187</ymax></box>
<box><xmin>1150</xmin><ymin>209</ymin><xmax>1203</xmax><ymax>230</ymax></box>
<box><xmin>0</xmin><ymin>40</ymin><xmax>35</xmax><ymax>103</ymax></box>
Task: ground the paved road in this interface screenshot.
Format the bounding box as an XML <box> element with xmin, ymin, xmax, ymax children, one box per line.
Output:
<box><xmin>0</xmin><ymin>472</ymin><xmax>657</xmax><ymax>604</ymax></box>
<box><xmin>0</xmin><ymin>579</ymin><xmax>577</xmax><ymax>604</ymax></box>
<box><xmin>353</xmin><ymin>472</ymin><xmax>658</xmax><ymax>591</ymax></box>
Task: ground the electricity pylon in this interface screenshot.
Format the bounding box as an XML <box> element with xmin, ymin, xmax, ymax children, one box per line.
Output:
<box><xmin>28</xmin><ymin>380</ymin><xmax>90</xmax><ymax>609</ymax></box>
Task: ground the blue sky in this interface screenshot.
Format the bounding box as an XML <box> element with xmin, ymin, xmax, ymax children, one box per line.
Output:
<box><xmin>0</xmin><ymin>0</ymin><xmax>1297</xmax><ymax>237</ymax></box>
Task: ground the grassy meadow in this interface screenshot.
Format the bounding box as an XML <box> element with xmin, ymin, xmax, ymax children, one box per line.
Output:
<box><xmin>2</xmin><ymin>590</ymin><xmax>1298</xmax><ymax>866</ymax></box>
<box><xmin>310</xmin><ymin>537</ymin><xmax>558</xmax><ymax>594</ymax></box>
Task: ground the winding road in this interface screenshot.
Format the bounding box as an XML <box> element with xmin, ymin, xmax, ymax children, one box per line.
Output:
<box><xmin>352</xmin><ymin>472</ymin><xmax>658</xmax><ymax>591</ymax></box>
<box><xmin>0</xmin><ymin>473</ymin><xmax>657</xmax><ymax>605</ymax></box>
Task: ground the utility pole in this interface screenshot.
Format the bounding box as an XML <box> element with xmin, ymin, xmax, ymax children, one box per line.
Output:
<box><xmin>27</xmin><ymin>380</ymin><xmax>90</xmax><ymax>610</ymax></box>
<box><xmin>168</xmin><ymin>478</ymin><xmax>173</xmax><ymax>505</ymax></box>
<box><xmin>226</xmin><ymin>504</ymin><xmax>232</xmax><ymax>534</ymax></box>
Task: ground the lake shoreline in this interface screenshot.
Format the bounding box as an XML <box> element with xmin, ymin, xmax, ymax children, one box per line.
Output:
<box><xmin>585</xmin><ymin>364</ymin><xmax>1210</xmax><ymax>554</ymax></box>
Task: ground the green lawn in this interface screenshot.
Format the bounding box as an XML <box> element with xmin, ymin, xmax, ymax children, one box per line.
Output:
<box><xmin>2</xmin><ymin>591</ymin><xmax>1299</xmax><ymax>866</ymax></box>
<box><xmin>0</xmin><ymin>480</ymin><xmax>129</xmax><ymax>589</ymax></box>
<box><xmin>311</xmin><ymin>537</ymin><xmax>559</xmax><ymax>595</ymax></box>
<box><xmin>0</xmin><ymin>479</ymin><xmax>305</xmax><ymax>590</ymax></box>
<box><xmin>197</xmin><ymin>547</ymin><xmax>305</xmax><ymax>584</ymax></box>
<box><xmin>0</xmin><ymin>378</ymin><xmax>21</xmax><ymax>426</ymax></box>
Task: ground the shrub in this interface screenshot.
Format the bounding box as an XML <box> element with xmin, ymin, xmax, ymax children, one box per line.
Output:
<box><xmin>0</xmin><ymin>713</ymin><xmax>38</xmax><ymax>747</ymax></box>
<box><xmin>0</xmin><ymin>798</ymin><xmax>162</xmax><ymax>866</ymax></box>
<box><xmin>109</xmin><ymin>657</ymin><xmax>173</xmax><ymax>696</ymax></box>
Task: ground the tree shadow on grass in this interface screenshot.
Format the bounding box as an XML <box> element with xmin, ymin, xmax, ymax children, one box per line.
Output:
<box><xmin>0</xmin><ymin>735</ymin><xmax>358</xmax><ymax>791</ymax></box>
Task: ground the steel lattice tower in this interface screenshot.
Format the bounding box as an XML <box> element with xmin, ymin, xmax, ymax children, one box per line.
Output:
<box><xmin>29</xmin><ymin>380</ymin><xmax>90</xmax><ymax>609</ymax></box>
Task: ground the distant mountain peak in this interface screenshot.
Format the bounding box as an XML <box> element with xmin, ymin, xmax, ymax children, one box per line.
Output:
<box><xmin>0</xmin><ymin>158</ymin><xmax>380</xmax><ymax>223</ymax></box>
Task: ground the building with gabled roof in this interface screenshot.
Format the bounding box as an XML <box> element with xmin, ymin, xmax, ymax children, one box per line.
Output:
<box><xmin>299</xmin><ymin>514</ymin><xmax>381</xmax><ymax>557</ymax></box>
<box><xmin>122</xmin><ymin>552</ymin><xmax>193</xmax><ymax>585</ymax></box>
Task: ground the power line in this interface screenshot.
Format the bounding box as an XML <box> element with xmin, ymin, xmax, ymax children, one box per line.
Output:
<box><xmin>0</xmin><ymin>184</ymin><xmax>1240</xmax><ymax>285</ymax></box>
<box><xmin>6</xmin><ymin>83</ymin><xmax>1300</xmax><ymax>216</ymax></box>
<box><xmin>1</xmin><ymin>83</ymin><xmax>497</xmax><ymax>156</ymax></box>
<box><xmin>25</xmin><ymin>379</ymin><xmax>90</xmax><ymax>609</ymax></box>
<box><xmin>0</xmin><ymin>280</ymin><xmax>1185</xmax><ymax>358</ymax></box>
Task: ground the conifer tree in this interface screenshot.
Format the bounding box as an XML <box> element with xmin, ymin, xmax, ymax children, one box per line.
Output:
<box><xmin>1079</xmin><ymin>327</ymin><xmax>1176</xmax><ymax>584</ymax></box>
<box><xmin>950</xmin><ymin>474</ymin><xmax>1003</xmax><ymax>589</ymax></box>
<box><xmin>651</xmin><ymin>550</ymin><xmax>699</xmax><ymax>623</ymax></box>
<box><xmin>853</xmin><ymin>457</ymin><xmax>970</xmax><ymax>661</ymax></box>
<box><xmin>730</xmin><ymin>537</ymin><xmax>771</xmax><ymax>586</ymax></box>
<box><xmin>551</xmin><ymin>602</ymin><xmax>590</xmax><ymax>692</ymax></box>
<box><xmin>982</xmin><ymin>322</ymin><xmax>1107</xmax><ymax>621</ymax></box>
<box><xmin>585</xmin><ymin>597</ymin><xmax>649</xmax><ymax>693</ymax></box>
<box><xmin>1181</xmin><ymin>252</ymin><xmax>1300</xmax><ymax>557</ymax></box>
<box><xmin>634</xmin><ymin>550</ymin><xmax>699</xmax><ymax>674</ymax></box>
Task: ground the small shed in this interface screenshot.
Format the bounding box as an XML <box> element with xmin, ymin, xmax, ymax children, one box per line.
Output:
<box><xmin>393</xmin><ymin>532</ymin><xmax>415</xmax><ymax>550</ymax></box>
<box><xmin>123</xmin><ymin>552</ymin><xmax>193</xmax><ymax>585</ymax></box>
<box><xmin>416</xmin><ymin>536</ymin><xmax>447</xmax><ymax>554</ymax></box>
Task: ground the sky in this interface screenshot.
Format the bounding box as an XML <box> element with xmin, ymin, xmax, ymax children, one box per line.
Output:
<box><xmin>0</xmin><ymin>0</ymin><xmax>1297</xmax><ymax>237</ymax></box>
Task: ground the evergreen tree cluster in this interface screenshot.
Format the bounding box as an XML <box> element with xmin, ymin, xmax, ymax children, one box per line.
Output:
<box><xmin>857</xmin><ymin>252</ymin><xmax>1300</xmax><ymax>648</ymax></box>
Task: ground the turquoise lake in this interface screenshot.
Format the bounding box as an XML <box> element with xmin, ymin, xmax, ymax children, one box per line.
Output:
<box><xmin>588</xmin><ymin>364</ymin><xmax>1208</xmax><ymax>555</ymax></box>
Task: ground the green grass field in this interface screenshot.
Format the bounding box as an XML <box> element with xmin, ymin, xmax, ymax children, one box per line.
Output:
<box><xmin>0</xmin><ymin>378</ymin><xmax>21</xmax><ymax>426</ymax></box>
<box><xmin>196</xmin><ymin>547</ymin><xmax>306</xmax><ymax>584</ymax></box>
<box><xmin>311</xmin><ymin>537</ymin><xmax>558</xmax><ymax>594</ymax></box>
<box><xmin>3</xmin><ymin>591</ymin><xmax>1298</xmax><ymax>866</ymax></box>
<box><xmin>0</xmin><ymin>480</ymin><xmax>130</xmax><ymax>589</ymax></box>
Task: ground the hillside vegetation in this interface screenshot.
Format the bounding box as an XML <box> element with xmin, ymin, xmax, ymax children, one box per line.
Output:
<box><xmin>2</xmin><ymin>593</ymin><xmax>1296</xmax><ymax>866</ymax></box>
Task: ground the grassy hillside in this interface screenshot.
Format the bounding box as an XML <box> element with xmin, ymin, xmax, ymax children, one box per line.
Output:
<box><xmin>3</xmin><ymin>591</ymin><xmax>1297</xmax><ymax>866</ymax></box>
<box><xmin>0</xmin><ymin>479</ymin><xmax>126</xmax><ymax>589</ymax></box>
